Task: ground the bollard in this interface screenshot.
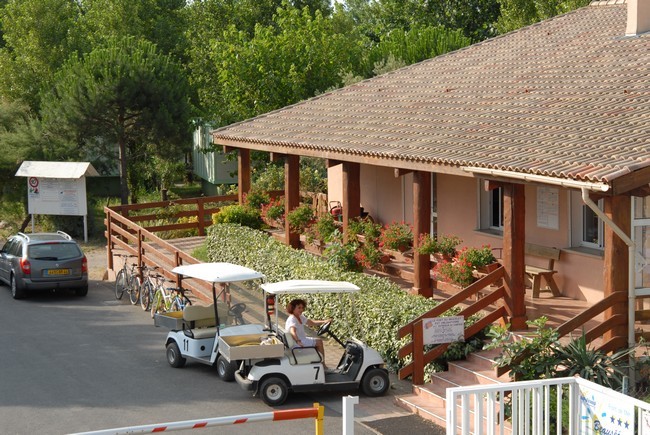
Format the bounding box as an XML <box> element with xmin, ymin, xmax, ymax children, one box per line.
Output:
<box><xmin>343</xmin><ymin>395</ymin><xmax>359</xmax><ymax>435</ymax></box>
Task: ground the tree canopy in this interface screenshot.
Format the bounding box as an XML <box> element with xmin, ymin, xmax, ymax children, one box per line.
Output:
<box><xmin>40</xmin><ymin>37</ymin><xmax>192</xmax><ymax>204</ymax></box>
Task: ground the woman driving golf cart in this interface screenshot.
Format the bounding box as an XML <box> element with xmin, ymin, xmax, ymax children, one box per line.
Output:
<box><xmin>285</xmin><ymin>298</ymin><xmax>331</xmax><ymax>366</ymax></box>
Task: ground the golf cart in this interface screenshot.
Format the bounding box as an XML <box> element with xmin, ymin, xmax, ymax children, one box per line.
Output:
<box><xmin>158</xmin><ymin>263</ymin><xmax>284</xmax><ymax>381</ymax></box>
<box><xmin>235</xmin><ymin>280</ymin><xmax>389</xmax><ymax>406</ymax></box>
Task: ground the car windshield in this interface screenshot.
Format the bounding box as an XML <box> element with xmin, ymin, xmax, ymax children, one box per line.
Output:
<box><xmin>28</xmin><ymin>243</ymin><xmax>81</xmax><ymax>261</ymax></box>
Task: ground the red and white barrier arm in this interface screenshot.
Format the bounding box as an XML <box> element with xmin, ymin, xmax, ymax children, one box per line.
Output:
<box><xmin>69</xmin><ymin>403</ymin><xmax>325</xmax><ymax>435</ymax></box>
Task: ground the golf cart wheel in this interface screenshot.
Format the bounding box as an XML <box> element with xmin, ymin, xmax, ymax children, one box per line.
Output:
<box><xmin>361</xmin><ymin>368</ymin><xmax>389</xmax><ymax>397</ymax></box>
<box><xmin>216</xmin><ymin>355</ymin><xmax>237</xmax><ymax>382</ymax></box>
<box><xmin>166</xmin><ymin>342</ymin><xmax>186</xmax><ymax>368</ymax></box>
<box><xmin>260</xmin><ymin>377</ymin><xmax>289</xmax><ymax>406</ymax></box>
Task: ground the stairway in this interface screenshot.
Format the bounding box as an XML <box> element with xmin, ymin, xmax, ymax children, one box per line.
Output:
<box><xmin>394</xmin><ymin>347</ymin><xmax>511</xmax><ymax>431</ymax></box>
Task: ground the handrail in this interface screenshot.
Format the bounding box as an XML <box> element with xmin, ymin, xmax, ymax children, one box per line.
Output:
<box><xmin>397</xmin><ymin>265</ymin><xmax>508</xmax><ymax>385</ymax></box>
<box><xmin>495</xmin><ymin>291</ymin><xmax>628</xmax><ymax>377</ymax></box>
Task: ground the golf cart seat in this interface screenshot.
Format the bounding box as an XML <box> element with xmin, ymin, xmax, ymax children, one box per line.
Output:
<box><xmin>279</xmin><ymin>330</ymin><xmax>322</xmax><ymax>365</ymax></box>
<box><xmin>182</xmin><ymin>304</ymin><xmax>231</xmax><ymax>339</ymax></box>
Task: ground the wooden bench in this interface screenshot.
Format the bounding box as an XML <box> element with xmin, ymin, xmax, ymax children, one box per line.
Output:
<box><xmin>524</xmin><ymin>243</ymin><xmax>561</xmax><ymax>298</ymax></box>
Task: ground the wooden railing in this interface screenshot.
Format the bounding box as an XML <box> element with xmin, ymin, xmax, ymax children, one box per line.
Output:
<box><xmin>397</xmin><ymin>265</ymin><xmax>508</xmax><ymax>385</ymax></box>
<box><xmin>493</xmin><ymin>291</ymin><xmax>628</xmax><ymax>378</ymax></box>
<box><xmin>104</xmin><ymin>195</ymin><xmax>239</xmax><ymax>303</ymax></box>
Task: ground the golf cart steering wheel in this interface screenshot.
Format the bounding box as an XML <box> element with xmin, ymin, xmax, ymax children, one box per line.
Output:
<box><xmin>317</xmin><ymin>320</ymin><xmax>332</xmax><ymax>336</ymax></box>
<box><xmin>228</xmin><ymin>303</ymin><xmax>246</xmax><ymax>316</ymax></box>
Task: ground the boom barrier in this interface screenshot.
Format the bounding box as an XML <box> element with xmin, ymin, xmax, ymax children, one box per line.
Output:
<box><xmin>69</xmin><ymin>403</ymin><xmax>325</xmax><ymax>435</ymax></box>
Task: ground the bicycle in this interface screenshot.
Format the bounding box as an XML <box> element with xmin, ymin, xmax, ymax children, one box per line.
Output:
<box><xmin>150</xmin><ymin>285</ymin><xmax>192</xmax><ymax>318</ymax></box>
<box><xmin>114</xmin><ymin>254</ymin><xmax>141</xmax><ymax>305</ymax></box>
<box><xmin>139</xmin><ymin>265</ymin><xmax>163</xmax><ymax>311</ymax></box>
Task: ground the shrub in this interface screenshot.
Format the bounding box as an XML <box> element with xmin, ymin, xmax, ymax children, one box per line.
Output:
<box><xmin>417</xmin><ymin>233</ymin><xmax>462</xmax><ymax>257</ymax></box>
<box><xmin>379</xmin><ymin>221</ymin><xmax>413</xmax><ymax>250</ymax></box>
<box><xmin>260</xmin><ymin>196</ymin><xmax>285</xmax><ymax>226</ymax></box>
<box><xmin>459</xmin><ymin>245</ymin><xmax>496</xmax><ymax>269</ymax></box>
<box><xmin>305</xmin><ymin>213</ymin><xmax>339</xmax><ymax>244</ymax></box>
<box><xmin>435</xmin><ymin>245</ymin><xmax>497</xmax><ymax>287</ymax></box>
<box><xmin>205</xmin><ymin>223</ymin><xmax>454</xmax><ymax>370</ymax></box>
<box><xmin>244</xmin><ymin>190</ymin><xmax>271</xmax><ymax>209</ymax></box>
<box><xmin>212</xmin><ymin>204</ymin><xmax>262</xmax><ymax>229</ymax></box>
<box><xmin>324</xmin><ymin>231</ymin><xmax>362</xmax><ymax>272</ymax></box>
<box><xmin>355</xmin><ymin>242</ymin><xmax>384</xmax><ymax>269</ymax></box>
<box><xmin>286</xmin><ymin>203</ymin><xmax>314</xmax><ymax>233</ymax></box>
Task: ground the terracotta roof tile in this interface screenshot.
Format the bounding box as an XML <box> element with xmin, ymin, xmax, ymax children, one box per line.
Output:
<box><xmin>213</xmin><ymin>2</ymin><xmax>649</xmax><ymax>185</ymax></box>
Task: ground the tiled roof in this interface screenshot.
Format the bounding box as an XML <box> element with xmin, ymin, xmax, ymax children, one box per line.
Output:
<box><xmin>213</xmin><ymin>2</ymin><xmax>649</xmax><ymax>187</ymax></box>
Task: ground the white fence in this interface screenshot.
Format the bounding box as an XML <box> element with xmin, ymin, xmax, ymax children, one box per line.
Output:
<box><xmin>446</xmin><ymin>376</ymin><xmax>650</xmax><ymax>435</ymax></box>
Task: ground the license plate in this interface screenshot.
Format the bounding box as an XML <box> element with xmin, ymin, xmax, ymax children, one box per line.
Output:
<box><xmin>46</xmin><ymin>269</ymin><xmax>70</xmax><ymax>276</ymax></box>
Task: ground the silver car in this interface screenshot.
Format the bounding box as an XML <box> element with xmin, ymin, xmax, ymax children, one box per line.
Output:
<box><xmin>0</xmin><ymin>232</ymin><xmax>88</xmax><ymax>299</ymax></box>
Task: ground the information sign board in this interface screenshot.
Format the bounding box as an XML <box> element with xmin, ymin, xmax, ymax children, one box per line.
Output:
<box><xmin>422</xmin><ymin>316</ymin><xmax>465</xmax><ymax>345</ymax></box>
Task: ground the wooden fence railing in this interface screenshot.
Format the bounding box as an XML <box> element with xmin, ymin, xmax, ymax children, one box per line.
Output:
<box><xmin>104</xmin><ymin>194</ymin><xmax>239</xmax><ymax>302</ymax></box>
<box><xmin>397</xmin><ymin>266</ymin><xmax>508</xmax><ymax>385</ymax></box>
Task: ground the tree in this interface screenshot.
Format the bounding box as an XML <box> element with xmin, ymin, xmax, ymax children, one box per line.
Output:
<box><xmin>0</xmin><ymin>0</ymin><xmax>85</xmax><ymax>111</ymax></box>
<box><xmin>207</xmin><ymin>4</ymin><xmax>364</xmax><ymax>124</ymax></box>
<box><xmin>496</xmin><ymin>0</ymin><xmax>590</xmax><ymax>33</ymax></box>
<box><xmin>40</xmin><ymin>37</ymin><xmax>193</xmax><ymax>205</ymax></box>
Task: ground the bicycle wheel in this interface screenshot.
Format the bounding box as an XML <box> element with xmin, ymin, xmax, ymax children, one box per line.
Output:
<box><xmin>140</xmin><ymin>280</ymin><xmax>153</xmax><ymax>311</ymax></box>
<box><xmin>129</xmin><ymin>276</ymin><xmax>141</xmax><ymax>305</ymax></box>
<box><xmin>115</xmin><ymin>269</ymin><xmax>126</xmax><ymax>300</ymax></box>
<box><xmin>150</xmin><ymin>290</ymin><xmax>163</xmax><ymax>319</ymax></box>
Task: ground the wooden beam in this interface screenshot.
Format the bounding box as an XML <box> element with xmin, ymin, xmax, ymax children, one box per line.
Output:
<box><xmin>611</xmin><ymin>166</ymin><xmax>650</xmax><ymax>195</ymax></box>
<box><xmin>628</xmin><ymin>184</ymin><xmax>650</xmax><ymax>197</ymax></box>
<box><xmin>484</xmin><ymin>180</ymin><xmax>504</xmax><ymax>191</ymax></box>
<box><xmin>223</xmin><ymin>145</ymin><xmax>237</xmax><ymax>153</ymax></box>
<box><xmin>270</xmin><ymin>152</ymin><xmax>287</xmax><ymax>163</ymax></box>
<box><xmin>285</xmin><ymin>154</ymin><xmax>300</xmax><ymax>248</ymax></box>
<box><xmin>326</xmin><ymin>159</ymin><xmax>344</xmax><ymax>168</ymax></box>
<box><xmin>341</xmin><ymin>162</ymin><xmax>361</xmax><ymax>237</ymax></box>
<box><xmin>603</xmin><ymin>195</ymin><xmax>630</xmax><ymax>342</ymax></box>
<box><xmin>413</xmin><ymin>171</ymin><xmax>432</xmax><ymax>298</ymax></box>
<box><xmin>394</xmin><ymin>168</ymin><xmax>412</xmax><ymax>178</ymax></box>
<box><xmin>502</xmin><ymin>183</ymin><xmax>527</xmax><ymax>330</ymax></box>
<box><xmin>237</xmin><ymin>149</ymin><xmax>250</xmax><ymax>205</ymax></box>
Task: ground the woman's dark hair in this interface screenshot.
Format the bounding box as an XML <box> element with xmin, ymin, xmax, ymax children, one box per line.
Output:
<box><xmin>286</xmin><ymin>298</ymin><xmax>307</xmax><ymax>314</ymax></box>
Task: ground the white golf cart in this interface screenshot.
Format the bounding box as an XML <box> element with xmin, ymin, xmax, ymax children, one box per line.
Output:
<box><xmin>235</xmin><ymin>280</ymin><xmax>390</xmax><ymax>406</ymax></box>
<box><xmin>158</xmin><ymin>263</ymin><xmax>284</xmax><ymax>381</ymax></box>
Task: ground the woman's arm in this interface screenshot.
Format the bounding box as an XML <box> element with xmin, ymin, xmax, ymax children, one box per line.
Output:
<box><xmin>289</xmin><ymin>326</ymin><xmax>303</xmax><ymax>346</ymax></box>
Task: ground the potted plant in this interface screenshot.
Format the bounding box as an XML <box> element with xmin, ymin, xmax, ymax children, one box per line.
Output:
<box><xmin>305</xmin><ymin>213</ymin><xmax>338</xmax><ymax>245</ymax></box>
<box><xmin>260</xmin><ymin>196</ymin><xmax>285</xmax><ymax>228</ymax></box>
<box><xmin>459</xmin><ymin>245</ymin><xmax>497</xmax><ymax>273</ymax></box>
<box><xmin>286</xmin><ymin>203</ymin><xmax>314</xmax><ymax>233</ymax></box>
<box><xmin>379</xmin><ymin>221</ymin><xmax>413</xmax><ymax>252</ymax></box>
<box><xmin>434</xmin><ymin>245</ymin><xmax>497</xmax><ymax>288</ymax></box>
<box><xmin>417</xmin><ymin>233</ymin><xmax>462</xmax><ymax>261</ymax></box>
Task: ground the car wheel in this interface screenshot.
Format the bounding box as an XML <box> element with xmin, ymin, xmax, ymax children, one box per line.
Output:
<box><xmin>166</xmin><ymin>342</ymin><xmax>186</xmax><ymax>368</ymax></box>
<box><xmin>75</xmin><ymin>285</ymin><xmax>88</xmax><ymax>297</ymax></box>
<box><xmin>216</xmin><ymin>355</ymin><xmax>237</xmax><ymax>382</ymax></box>
<box><xmin>260</xmin><ymin>377</ymin><xmax>289</xmax><ymax>406</ymax></box>
<box><xmin>11</xmin><ymin>274</ymin><xmax>26</xmax><ymax>299</ymax></box>
<box><xmin>361</xmin><ymin>368</ymin><xmax>389</xmax><ymax>397</ymax></box>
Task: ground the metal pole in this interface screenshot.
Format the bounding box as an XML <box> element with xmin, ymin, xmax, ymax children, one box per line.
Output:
<box><xmin>342</xmin><ymin>395</ymin><xmax>358</xmax><ymax>435</ymax></box>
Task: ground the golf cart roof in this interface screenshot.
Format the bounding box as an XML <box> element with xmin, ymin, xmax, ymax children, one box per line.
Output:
<box><xmin>171</xmin><ymin>263</ymin><xmax>265</xmax><ymax>283</ymax></box>
<box><xmin>261</xmin><ymin>280</ymin><xmax>360</xmax><ymax>295</ymax></box>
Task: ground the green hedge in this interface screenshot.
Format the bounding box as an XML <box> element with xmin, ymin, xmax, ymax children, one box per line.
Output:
<box><xmin>206</xmin><ymin>224</ymin><xmax>455</xmax><ymax>371</ymax></box>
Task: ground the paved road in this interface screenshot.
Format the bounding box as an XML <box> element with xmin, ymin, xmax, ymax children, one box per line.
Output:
<box><xmin>0</xmin><ymin>279</ymin><xmax>391</xmax><ymax>434</ymax></box>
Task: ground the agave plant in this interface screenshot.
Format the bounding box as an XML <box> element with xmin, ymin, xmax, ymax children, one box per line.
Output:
<box><xmin>553</xmin><ymin>332</ymin><xmax>633</xmax><ymax>390</ymax></box>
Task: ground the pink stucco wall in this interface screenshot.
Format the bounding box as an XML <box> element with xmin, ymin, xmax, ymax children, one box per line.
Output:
<box><xmin>328</xmin><ymin>166</ymin><xmax>606</xmax><ymax>303</ymax></box>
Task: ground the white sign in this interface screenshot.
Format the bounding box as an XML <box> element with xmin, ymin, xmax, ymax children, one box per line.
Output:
<box><xmin>27</xmin><ymin>177</ymin><xmax>87</xmax><ymax>216</ymax></box>
<box><xmin>579</xmin><ymin>382</ymin><xmax>634</xmax><ymax>434</ymax></box>
<box><xmin>422</xmin><ymin>316</ymin><xmax>464</xmax><ymax>345</ymax></box>
<box><xmin>537</xmin><ymin>186</ymin><xmax>559</xmax><ymax>230</ymax></box>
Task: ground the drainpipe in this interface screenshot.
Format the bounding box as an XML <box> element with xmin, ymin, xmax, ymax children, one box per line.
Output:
<box><xmin>581</xmin><ymin>188</ymin><xmax>637</xmax><ymax>389</ymax></box>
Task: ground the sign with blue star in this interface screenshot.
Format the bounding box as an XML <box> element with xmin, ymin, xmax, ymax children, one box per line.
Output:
<box><xmin>579</xmin><ymin>384</ymin><xmax>633</xmax><ymax>434</ymax></box>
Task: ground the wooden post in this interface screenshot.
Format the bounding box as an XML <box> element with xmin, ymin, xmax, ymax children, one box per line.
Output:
<box><xmin>502</xmin><ymin>183</ymin><xmax>527</xmax><ymax>330</ymax></box>
<box><xmin>137</xmin><ymin>228</ymin><xmax>143</xmax><ymax>276</ymax></box>
<box><xmin>197</xmin><ymin>198</ymin><xmax>206</xmax><ymax>236</ymax></box>
<box><xmin>413</xmin><ymin>171</ymin><xmax>432</xmax><ymax>298</ymax></box>
<box><xmin>413</xmin><ymin>319</ymin><xmax>424</xmax><ymax>385</ymax></box>
<box><xmin>285</xmin><ymin>154</ymin><xmax>300</xmax><ymax>248</ymax></box>
<box><xmin>603</xmin><ymin>195</ymin><xmax>630</xmax><ymax>341</ymax></box>
<box><xmin>342</xmin><ymin>162</ymin><xmax>361</xmax><ymax>238</ymax></box>
<box><xmin>106</xmin><ymin>210</ymin><xmax>113</xmax><ymax>271</ymax></box>
<box><xmin>238</xmin><ymin>148</ymin><xmax>251</xmax><ymax>205</ymax></box>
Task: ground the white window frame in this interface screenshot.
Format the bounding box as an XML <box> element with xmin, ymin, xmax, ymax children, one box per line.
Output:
<box><xmin>570</xmin><ymin>191</ymin><xmax>604</xmax><ymax>249</ymax></box>
<box><xmin>478</xmin><ymin>180</ymin><xmax>504</xmax><ymax>231</ymax></box>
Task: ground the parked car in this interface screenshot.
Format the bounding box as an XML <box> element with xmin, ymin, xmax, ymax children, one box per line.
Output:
<box><xmin>0</xmin><ymin>231</ymin><xmax>88</xmax><ymax>299</ymax></box>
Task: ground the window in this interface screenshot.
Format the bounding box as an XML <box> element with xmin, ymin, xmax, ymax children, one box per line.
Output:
<box><xmin>633</xmin><ymin>196</ymin><xmax>650</xmax><ymax>290</ymax></box>
<box><xmin>570</xmin><ymin>192</ymin><xmax>603</xmax><ymax>249</ymax></box>
<box><xmin>479</xmin><ymin>181</ymin><xmax>504</xmax><ymax>231</ymax></box>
